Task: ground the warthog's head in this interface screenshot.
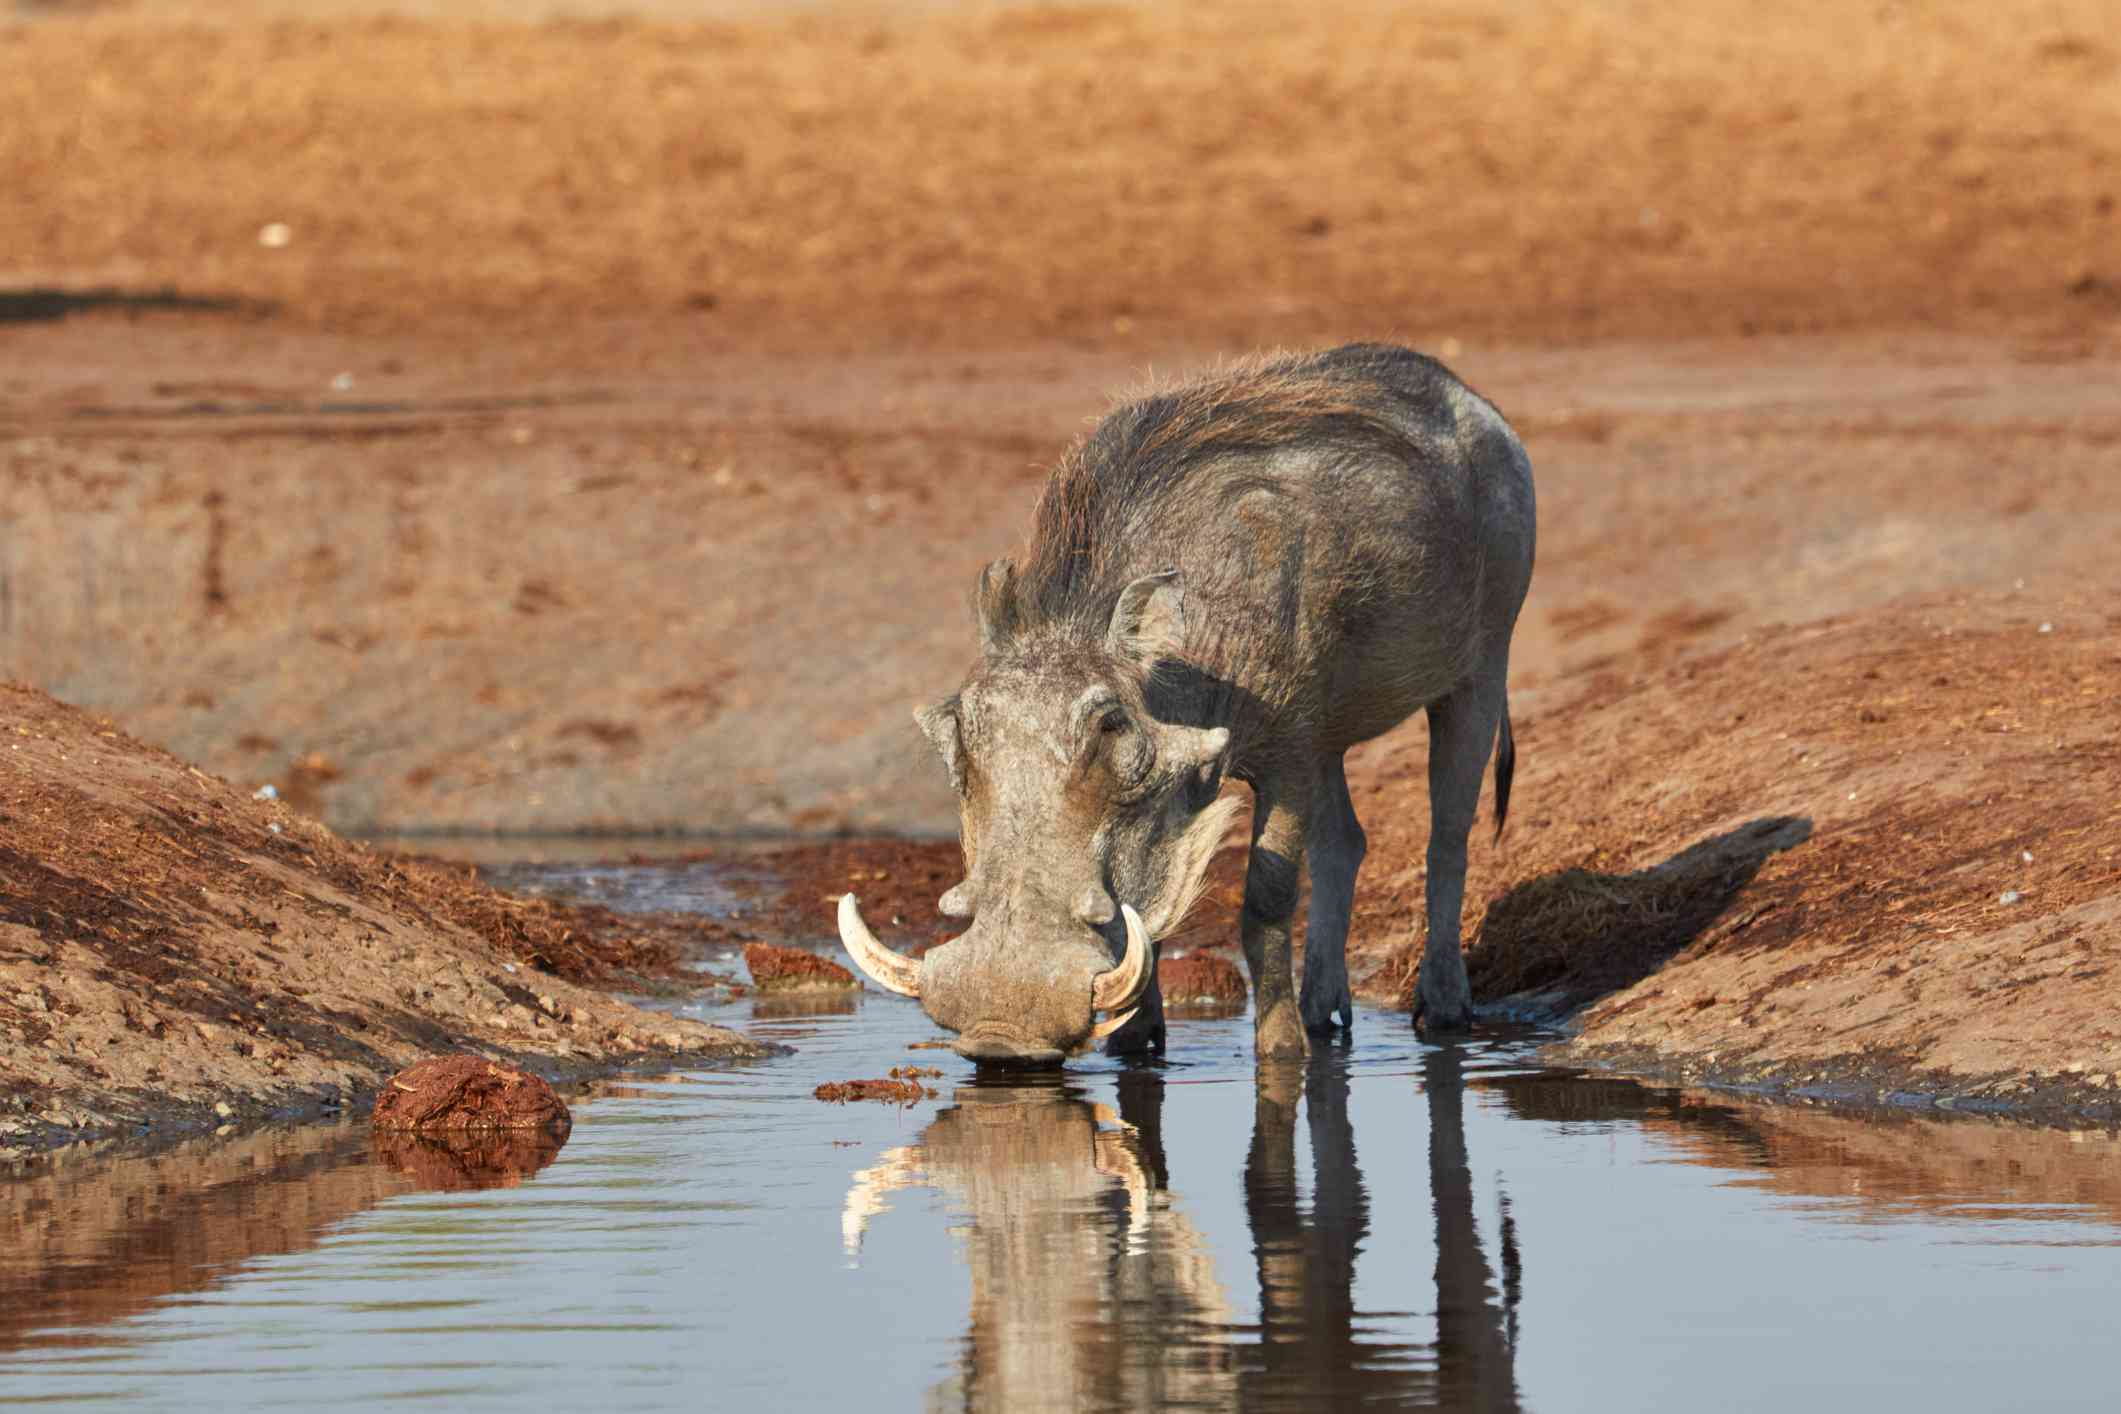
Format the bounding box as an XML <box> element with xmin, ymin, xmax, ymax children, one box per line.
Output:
<box><xmin>840</xmin><ymin>564</ymin><xmax>1241</xmax><ymax>1064</ymax></box>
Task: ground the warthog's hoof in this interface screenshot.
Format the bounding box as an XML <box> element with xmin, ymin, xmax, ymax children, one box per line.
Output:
<box><xmin>1255</xmin><ymin>1002</ymin><xmax>1310</xmax><ymax>1059</ymax></box>
<box><xmin>1411</xmin><ymin>990</ymin><xmax>1474</xmax><ymax>1033</ymax></box>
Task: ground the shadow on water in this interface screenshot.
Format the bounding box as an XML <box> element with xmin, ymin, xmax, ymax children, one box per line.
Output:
<box><xmin>844</xmin><ymin>1042</ymin><xmax>1524</xmax><ymax>1412</ymax></box>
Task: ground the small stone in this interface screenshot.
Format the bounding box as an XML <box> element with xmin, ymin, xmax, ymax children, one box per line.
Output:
<box><xmin>257</xmin><ymin>222</ymin><xmax>293</xmax><ymax>248</ymax></box>
<box><xmin>2038</xmin><ymin>622</ymin><xmax>2054</xmax><ymax>634</ymax></box>
<box><xmin>253</xmin><ymin>783</ymin><xmax>278</xmax><ymax>800</ymax></box>
<box><xmin>213</xmin><ymin>1101</ymin><xmax>234</xmax><ymax>1119</ymax></box>
<box><xmin>373</xmin><ymin>1056</ymin><xmax>571</xmax><ymax>1133</ymax></box>
<box><xmin>1158</xmin><ymin>952</ymin><xmax>1248</xmax><ymax>1009</ymax></box>
<box><xmin>744</xmin><ymin>943</ymin><xmax>859</xmax><ymax>993</ymax></box>
<box><xmin>1999</xmin><ymin>889</ymin><xmax>2023</xmax><ymax>905</ymax></box>
<box><xmin>2021</xmin><ymin>851</ymin><xmax>2034</xmax><ymax>864</ymax></box>
<box><xmin>536</xmin><ymin>994</ymin><xmax>559</xmax><ymax>1017</ymax></box>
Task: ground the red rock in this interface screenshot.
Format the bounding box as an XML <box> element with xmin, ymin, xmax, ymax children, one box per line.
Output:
<box><xmin>744</xmin><ymin>942</ymin><xmax>859</xmax><ymax>992</ymax></box>
<box><xmin>371</xmin><ymin>1055</ymin><xmax>572</xmax><ymax>1132</ymax></box>
<box><xmin>1159</xmin><ymin>952</ymin><xmax>1248</xmax><ymax>1008</ymax></box>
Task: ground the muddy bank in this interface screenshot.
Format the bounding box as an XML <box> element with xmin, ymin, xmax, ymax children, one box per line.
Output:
<box><xmin>1371</xmin><ymin>591</ymin><xmax>2121</xmax><ymax>1112</ymax></box>
<box><xmin>0</xmin><ymin>684</ymin><xmax>776</xmax><ymax>1157</ymax></box>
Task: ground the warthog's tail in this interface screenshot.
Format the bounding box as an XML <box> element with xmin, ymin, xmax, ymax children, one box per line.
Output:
<box><xmin>1492</xmin><ymin>704</ymin><xmax>1516</xmax><ymax>843</ymax></box>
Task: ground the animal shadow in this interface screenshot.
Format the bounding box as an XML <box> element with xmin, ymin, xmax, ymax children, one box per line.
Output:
<box><xmin>0</xmin><ymin>286</ymin><xmax>265</xmax><ymax>324</ymax></box>
<box><xmin>1467</xmin><ymin>814</ymin><xmax>1813</xmax><ymax>1015</ymax></box>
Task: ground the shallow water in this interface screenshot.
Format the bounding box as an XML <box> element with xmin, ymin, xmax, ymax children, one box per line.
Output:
<box><xmin>6</xmin><ymin>866</ymin><xmax>2121</xmax><ymax>1411</ymax></box>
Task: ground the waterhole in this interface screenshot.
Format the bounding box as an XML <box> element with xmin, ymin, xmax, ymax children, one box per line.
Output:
<box><xmin>4</xmin><ymin>860</ymin><xmax>2118</xmax><ymax>1411</ymax></box>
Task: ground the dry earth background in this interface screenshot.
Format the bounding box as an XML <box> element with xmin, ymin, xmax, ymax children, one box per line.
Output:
<box><xmin>3</xmin><ymin>0</ymin><xmax>2120</xmax><ymax>1146</ymax></box>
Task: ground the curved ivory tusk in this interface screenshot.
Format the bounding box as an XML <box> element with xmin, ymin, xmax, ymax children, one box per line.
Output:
<box><xmin>837</xmin><ymin>894</ymin><xmax>922</xmax><ymax>998</ymax></box>
<box><xmin>1090</xmin><ymin>903</ymin><xmax>1153</xmax><ymax>1014</ymax></box>
<box><xmin>1087</xmin><ymin>1007</ymin><xmax>1139</xmax><ymax>1043</ymax></box>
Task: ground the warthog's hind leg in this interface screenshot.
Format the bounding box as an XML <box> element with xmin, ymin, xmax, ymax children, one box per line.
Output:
<box><xmin>1414</xmin><ymin>668</ymin><xmax>1508</xmax><ymax>1032</ymax></box>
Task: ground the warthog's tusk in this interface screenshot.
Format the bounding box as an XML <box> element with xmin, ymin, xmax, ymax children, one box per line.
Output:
<box><xmin>837</xmin><ymin>894</ymin><xmax>922</xmax><ymax>998</ymax></box>
<box><xmin>1090</xmin><ymin>904</ymin><xmax>1153</xmax><ymax>1015</ymax></box>
<box><xmin>1087</xmin><ymin>1007</ymin><xmax>1139</xmax><ymax>1044</ymax></box>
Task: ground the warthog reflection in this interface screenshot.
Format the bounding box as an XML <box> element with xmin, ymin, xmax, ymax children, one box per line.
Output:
<box><xmin>842</xmin><ymin>1049</ymin><xmax>1521</xmax><ymax>1411</ymax></box>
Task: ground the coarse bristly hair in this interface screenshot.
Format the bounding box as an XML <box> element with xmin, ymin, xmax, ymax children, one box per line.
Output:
<box><xmin>981</xmin><ymin>343</ymin><xmax>1489</xmax><ymax>766</ymax></box>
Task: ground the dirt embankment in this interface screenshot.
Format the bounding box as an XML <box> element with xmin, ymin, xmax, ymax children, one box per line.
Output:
<box><xmin>0</xmin><ymin>683</ymin><xmax>775</xmax><ymax>1157</ymax></box>
<box><xmin>1353</xmin><ymin>593</ymin><xmax>2121</xmax><ymax>1111</ymax></box>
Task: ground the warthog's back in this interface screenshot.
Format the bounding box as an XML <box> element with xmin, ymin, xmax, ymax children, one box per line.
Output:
<box><xmin>1013</xmin><ymin>343</ymin><xmax>1535</xmax><ymax>757</ymax></box>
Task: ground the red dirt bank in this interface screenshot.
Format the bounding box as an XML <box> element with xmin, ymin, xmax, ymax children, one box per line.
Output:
<box><xmin>0</xmin><ymin>684</ymin><xmax>774</xmax><ymax>1156</ymax></box>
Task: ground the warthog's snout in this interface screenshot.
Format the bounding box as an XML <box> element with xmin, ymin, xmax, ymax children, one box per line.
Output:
<box><xmin>950</xmin><ymin>1026</ymin><xmax>1066</xmax><ymax>1067</ymax></box>
<box><xmin>839</xmin><ymin>893</ymin><xmax>1154</xmax><ymax>1061</ymax></box>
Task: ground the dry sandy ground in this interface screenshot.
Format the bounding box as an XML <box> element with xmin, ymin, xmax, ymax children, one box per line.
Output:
<box><xmin>3</xmin><ymin>0</ymin><xmax>2120</xmax><ymax>1143</ymax></box>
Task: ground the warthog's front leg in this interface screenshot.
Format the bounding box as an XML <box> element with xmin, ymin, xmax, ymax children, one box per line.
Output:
<box><xmin>1300</xmin><ymin>755</ymin><xmax>1364</xmax><ymax>1034</ymax></box>
<box><xmin>1242</xmin><ymin>772</ymin><xmax>1312</xmax><ymax>1058</ymax></box>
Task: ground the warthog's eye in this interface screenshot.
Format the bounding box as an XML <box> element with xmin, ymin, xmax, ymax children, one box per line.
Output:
<box><xmin>1099</xmin><ymin>708</ymin><xmax>1129</xmax><ymax>736</ymax></box>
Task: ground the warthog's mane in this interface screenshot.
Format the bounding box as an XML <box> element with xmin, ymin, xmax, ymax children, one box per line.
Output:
<box><xmin>983</xmin><ymin>344</ymin><xmax>1486</xmax><ymax>765</ymax></box>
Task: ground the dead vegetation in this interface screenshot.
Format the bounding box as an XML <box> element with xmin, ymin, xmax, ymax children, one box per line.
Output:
<box><xmin>814</xmin><ymin>1077</ymin><xmax>936</xmax><ymax>1105</ymax></box>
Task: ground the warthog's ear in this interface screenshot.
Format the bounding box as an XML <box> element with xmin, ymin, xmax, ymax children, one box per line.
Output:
<box><xmin>914</xmin><ymin>697</ymin><xmax>965</xmax><ymax>793</ymax></box>
<box><xmin>1107</xmin><ymin>568</ymin><xmax>1185</xmax><ymax>666</ymax></box>
<box><xmin>974</xmin><ymin>557</ymin><xmax>1019</xmax><ymax>658</ymax></box>
<box><xmin>1158</xmin><ymin>723</ymin><xmax>1228</xmax><ymax>774</ymax></box>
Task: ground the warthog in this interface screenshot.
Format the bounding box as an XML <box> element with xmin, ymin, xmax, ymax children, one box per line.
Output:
<box><xmin>841</xmin><ymin>343</ymin><xmax>1535</xmax><ymax>1060</ymax></box>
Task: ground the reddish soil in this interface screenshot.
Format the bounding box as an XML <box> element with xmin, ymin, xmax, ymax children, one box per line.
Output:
<box><xmin>370</xmin><ymin>1055</ymin><xmax>572</xmax><ymax>1132</ymax></box>
<box><xmin>2</xmin><ymin>0</ymin><xmax>2119</xmax><ymax>1139</ymax></box>
<box><xmin>4</xmin><ymin>2</ymin><xmax>2118</xmax><ymax>346</ymax></box>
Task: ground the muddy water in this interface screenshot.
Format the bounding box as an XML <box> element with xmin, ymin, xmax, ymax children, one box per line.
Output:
<box><xmin>6</xmin><ymin>867</ymin><xmax>2121</xmax><ymax>1410</ymax></box>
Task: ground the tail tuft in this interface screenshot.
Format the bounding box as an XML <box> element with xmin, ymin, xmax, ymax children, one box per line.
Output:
<box><xmin>1492</xmin><ymin>706</ymin><xmax>1515</xmax><ymax>844</ymax></box>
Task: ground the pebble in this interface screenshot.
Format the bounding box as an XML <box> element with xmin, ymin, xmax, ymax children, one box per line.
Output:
<box><xmin>1998</xmin><ymin>889</ymin><xmax>2023</xmax><ymax>905</ymax></box>
<box><xmin>253</xmin><ymin>784</ymin><xmax>278</xmax><ymax>800</ymax></box>
<box><xmin>257</xmin><ymin>222</ymin><xmax>293</xmax><ymax>248</ymax></box>
<box><xmin>213</xmin><ymin>1101</ymin><xmax>234</xmax><ymax>1119</ymax></box>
